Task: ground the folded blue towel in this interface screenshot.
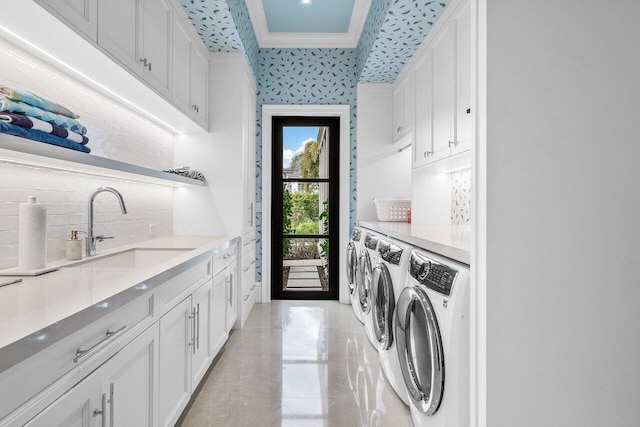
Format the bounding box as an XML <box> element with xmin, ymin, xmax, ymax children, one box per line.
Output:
<box><xmin>0</xmin><ymin>121</ymin><xmax>90</xmax><ymax>153</ymax></box>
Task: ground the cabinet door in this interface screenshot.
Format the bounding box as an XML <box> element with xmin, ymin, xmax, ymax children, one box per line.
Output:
<box><xmin>191</xmin><ymin>280</ymin><xmax>213</xmax><ymax>387</ymax></box>
<box><xmin>413</xmin><ymin>49</ymin><xmax>433</xmax><ymax>168</ymax></box>
<box><xmin>141</xmin><ymin>0</ymin><xmax>171</xmax><ymax>97</ymax></box>
<box><xmin>452</xmin><ymin>0</ymin><xmax>472</xmax><ymax>155</ymax></box>
<box><xmin>97</xmin><ymin>0</ymin><xmax>143</xmax><ymax>76</ymax></box>
<box><xmin>38</xmin><ymin>0</ymin><xmax>98</xmax><ymax>40</ymax></box>
<box><xmin>25</xmin><ymin>369</ymin><xmax>103</xmax><ymax>427</ymax></box>
<box><xmin>103</xmin><ymin>323</ymin><xmax>159</xmax><ymax>427</ymax></box>
<box><xmin>243</xmin><ymin>74</ymin><xmax>257</xmax><ymax>234</ymax></box>
<box><xmin>172</xmin><ymin>13</ymin><xmax>192</xmax><ymax>112</ymax></box>
<box><xmin>190</xmin><ymin>46</ymin><xmax>209</xmax><ymax>126</ymax></box>
<box><xmin>225</xmin><ymin>261</ymin><xmax>238</xmax><ymax>331</ymax></box>
<box><xmin>392</xmin><ymin>73</ymin><xmax>414</xmax><ymax>142</ymax></box>
<box><xmin>159</xmin><ymin>297</ymin><xmax>192</xmax><ymax>427</ymax></box>
<box><xmin>211</xmin><ymin>268</ymin><xmax>228</xmax><ymax>354</ymax></box>
<box><xmin>430</xmin><ymin>21</ymin><xmax>454</xmax><ymax>163</ymax></box>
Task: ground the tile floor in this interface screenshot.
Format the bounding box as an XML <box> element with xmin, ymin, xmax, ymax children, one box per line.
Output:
<box><xmin>180</xmin><ymin>300</ymin><xmax>412</xmax><ymax>426</ymax></box>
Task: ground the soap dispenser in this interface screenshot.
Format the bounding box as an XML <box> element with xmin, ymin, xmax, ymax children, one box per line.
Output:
<box><xmin>66</xmin><ymin>230</ymin><xmax>83</xmax><ymax>261</ymax></box>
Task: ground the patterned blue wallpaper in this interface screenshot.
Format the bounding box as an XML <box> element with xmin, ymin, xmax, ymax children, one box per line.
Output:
<box><xmin>254</xmin><ymin>48</ymin><xmax>359</xmax><ymax>281</ymax></box>
<box><xmin>356</xmin><ymin>0</ymin><xmax>392</xmax><ymax>79</ymax></box>
<box><xmin>358</xmin><ymin>0</ymin><xmax>452</xmax><ymax>83</ymax></box>
<box><xmin>227</xmin><ymin>0</ymin><xmax>260</xmax><ymax>78</ymax></box>
<box><xmin>178</xmin><ymin>0</ymin><xmax>259</xmax><ymax>79</ymax></box>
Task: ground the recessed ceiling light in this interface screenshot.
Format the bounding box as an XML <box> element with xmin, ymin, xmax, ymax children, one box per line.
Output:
<box><xmin>301</xmin><ymin>0</ymin><xmax>311</xmax><ymax>4</ymax></box>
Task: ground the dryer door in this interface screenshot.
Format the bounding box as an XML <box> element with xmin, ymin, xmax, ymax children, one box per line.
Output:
<box><xmin>395</xmin><ymin>285</ymin><xmax>444</xmax><ymax>415</ymax></box>
<box><xmin>358</xmin><ymin>250</ymin><xmax>373</xmax><ymax>314</ymax></box>
<box><xmin>346</xmin><ymin>242</ymin><xmax>358</xmax><ymax>293</ymax></box>
<box><xmin>371</xmin><ymin>263</ymin><xmax>395</xmax><ymax>350</ymax></box>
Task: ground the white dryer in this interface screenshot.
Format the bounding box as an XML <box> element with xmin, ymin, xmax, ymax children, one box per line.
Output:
<box><xmin>370</xmin><ymin>237</ymin><xmax>412</xmax><ymax>406</ymax></box>
<box><xmin>358</xmin><ymin>230</ymin><xmax>382</xmax><ymax>349</ymax></box>
<box><xmin>395</xmin><ymin>249</ymin><xmax>470</xmax><ymax>427</ymax></box>
<box><xmin>347</xmin><ymin>227</ymin><xmax>364</xmax><ymax>323</ymax></box>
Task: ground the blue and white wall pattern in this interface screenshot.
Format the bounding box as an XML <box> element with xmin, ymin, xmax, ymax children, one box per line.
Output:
<box><xmin>358</xmin><ymin>0</ymin><xmax>451</xmax><ymax>83</ymax></box>
<box><xmin>356</xmin><ymin>0</ymin><xmax>392</xmax><ymax>79</ymax></box>
<box><xmin>254</xmin><ymin>48</ymin><xmax>358</xmax><ymax>281</ymax></box>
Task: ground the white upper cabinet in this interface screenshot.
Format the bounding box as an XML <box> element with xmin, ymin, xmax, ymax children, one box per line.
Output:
<box><xmin>190</xmin><ymin>46</ymin><xmax>209</xmax><ymax>126</ymax></box>
<box><xmin>40</xmin><ymin>0</ymin><xmax>209</xmax><ymax>130</ymax></box>
<box><xmin>38</xmin><ymin>0</ymin><xmax>98</xmax><ymax>40</ymax></box>
<box><xmin>97</xmin><ymin>0</ymin><xmax>143</xmax><ymax>76</ymax></box>
<box><xmin>141</xmin><ymin>0</ymin><xmax>172</xmax><ymax>97</ymax></box>
<box><xmin>431</xmin><ymin>21</ymin><xmax>455</xmax><ymax>163</ymax></box>
<box><xmin>98</xmin><ymin>0</ymin><xmax>171</xmax><ymax>96</ymax></box>
<box><xmin>412</xmin><ymin>0</ymin><xmax>472</xmax><ymax>168</ymax></box>
<box><xmin>392</xmin><ymin>70</ymin><xmax>414</xmax><ymax>143</ymax></box>
<box><xmin>452</xmin><ymin>0</ymin><xmax>472</xmax><ymax>155</ymax></box>
<box><xmin>171</xmin><ymin>13</ymin><xmax>192</xmax><ymax>112</ymax></box>
<box><xmin>413</xmin><ymin>49</ymin><xmax>433</xmax><ymax>168</ymax></box>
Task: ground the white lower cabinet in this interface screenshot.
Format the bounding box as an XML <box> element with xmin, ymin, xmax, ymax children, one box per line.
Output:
<box><xmin>5</xmin><ymin>246</ymin><xmax>235</xmax><ymax>427</ymax></box>
<box><xmin>224</xmin><ymin>261</ymin><xmax>238</xmax><ymax>332</ymax></box>
<box><xmin>25</xmin><ymin>323</ymin><xmax>160</xmax><ymax>427</ymax></box>
<box><xmin>158</xmin><ymin>297</ymin><xmax>192</xmax><ymax>427</ymax></box>
<box><xmin>158</xmin><ymin>279</ymin><xmax>215</xmax><ymax>427</ymax></box>
<box><xmin>103</xmin><ymin>322</ymin><xmax>160</xmax><ymax>426</ymax></box>
<box><xmin>24</xmin><ymin>369</ymin><xmax>103</xmax><ymax>427</ymax></box>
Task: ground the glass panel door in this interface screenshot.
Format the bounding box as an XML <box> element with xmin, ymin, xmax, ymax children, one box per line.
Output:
<box><xmin>272</xmin><ymin>117</ymin><xmax>340</xmax><ymax>300</ymax></box>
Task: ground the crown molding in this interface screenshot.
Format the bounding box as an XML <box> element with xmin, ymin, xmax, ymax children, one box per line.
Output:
<box><xmin>246</xmin><ymin>0</ymin><xmax>371</xmax><ymax>49</ymax></box>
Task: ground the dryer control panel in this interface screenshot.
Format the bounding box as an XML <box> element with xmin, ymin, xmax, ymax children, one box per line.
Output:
<box><xmin>378</xmin><ymin>240</ymin><xmax>404</xmax><ymax>265</ymax></box>
<box><xmin>409</xmin><ymin>251</ymin><xmax>458</xmax><ymax>297</ymax></box>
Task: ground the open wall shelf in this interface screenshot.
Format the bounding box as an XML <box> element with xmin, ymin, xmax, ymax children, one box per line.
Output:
<box><xmin>0</xmin><ymin>135</ymin><xmax>205</xmax><ymax>187</ymax></box>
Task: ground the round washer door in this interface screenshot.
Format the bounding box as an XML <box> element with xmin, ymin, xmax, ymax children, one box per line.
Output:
<box><xmin>358</xmin><ymin>250</ymin><xmax>373</xmax><ymax>314</ymax></box>
<box><xmin>371</xmin><ymin>263</ymin><xmax>395</xmax><ymax>350</ymax></box>
<box><xmin>395</xmin><ymin>285</ymin><xmax>444</xmax><ymax>415</ymax></box>
<box><xmin>346</xmin><ymin>242</ymin><xmax>358</xmax><ymax>294</ymax></box>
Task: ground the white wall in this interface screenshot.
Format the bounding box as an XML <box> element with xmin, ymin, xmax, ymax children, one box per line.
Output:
<box><xmin>479</xmin><ymin>1</ymin><xmax>640</xmax><ymax>425</ymax></box>
<box><xmin>356</xmin><ymin>83</ymin><xmax>412</xmax><ymax>221</ymax></box>
<box><xmin>173</xmin><ymin>53</ymin><xmax>247</xmax><ymax>237</ymax></box>
<box><xmin>0</xmin><ymin>37</ymin><xmax>174</xmax><ymax>269</ymax></box>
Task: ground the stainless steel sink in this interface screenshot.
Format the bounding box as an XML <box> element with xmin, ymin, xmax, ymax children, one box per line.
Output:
<box><xmin>66</xmin><ymin>248</ymin><xmax>194</xmax><ymax>269</ymax></box>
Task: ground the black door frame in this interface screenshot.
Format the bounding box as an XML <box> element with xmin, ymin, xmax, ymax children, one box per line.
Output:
<box><xmin>271</xmin><ymin>116</ymin><xmax>340</xmax><ymax>300</ymax></box>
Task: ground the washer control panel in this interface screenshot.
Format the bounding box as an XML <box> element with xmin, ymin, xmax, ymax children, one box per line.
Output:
<box><xmin>408</xmin><ymin>251</ymin><xmax>458</xmax><ymax>297</ymax></box>
<box><xmin>364</xmin><ymin>233</ymin><xmax>379</xmax><ymax>250</ymax></box>
<box><xmin>378</xmin><ymin>240</ymin><xmax>404</xmax><ymax>265</ymax></box>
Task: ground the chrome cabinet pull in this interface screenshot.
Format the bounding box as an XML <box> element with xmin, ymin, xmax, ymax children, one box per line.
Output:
<box><xmin>229</xmin><ymin>275</ymin><xmax>234</xmax><ymax>307</ymax></box>
<box><xmin>243</xmin><ymin>294</ymin><xmax>250</xmax><ymax>302</ymax></box>
<box><xmin>196</xmin><ymin>303</ymin><xmax>200</xmax><ymax>350</ymax></box>
<box><xmin>74</xmin><ymin>326</ymin><xmax>126</xmax><ymax>363</ymax></box>
<box><xmin>139</xmin><ymin>57</ymin><xmax>148</xmax><ymax>67</ymax></box>
<box><xmin>188</xmin><ymin>308</ymin><xmax>196</xmax><ymax>355</ymax></box>
<box><xmin>448</xmin><ymin>140</ymin><xmax>457</xmax><ymax>148</ymax></box>
<box><xmin>147</xmin><ymin>61</ymin><xmax>152</xmax><ymax>71</ymax></box>
<box><xmin>243</xmin><ymin>265</ymin><xmax>250</xmax><ymax>272</ymax></box>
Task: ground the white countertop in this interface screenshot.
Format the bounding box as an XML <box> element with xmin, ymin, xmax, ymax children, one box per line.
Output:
<box><xmin>0</xmin><ymin>235</ymin><xmax>236</xmax><ymax>370</ymax></box>
<box><xmin>359</xmin><ymin>221</ymin><xmax>470</xmax><ymax>265</ymax></box>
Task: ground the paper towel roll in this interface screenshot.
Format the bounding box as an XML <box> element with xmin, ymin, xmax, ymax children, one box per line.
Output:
<box><xmin>18</xmin><ymin>196</ymin><xmax>47</xmax><ymax>270</ymax></box>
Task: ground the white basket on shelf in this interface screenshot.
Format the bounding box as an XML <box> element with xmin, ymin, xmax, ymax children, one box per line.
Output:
<box><xmin>373</xmin><ymin>199</ymin><xmax>411</xmax><ymax>222</ymax></box>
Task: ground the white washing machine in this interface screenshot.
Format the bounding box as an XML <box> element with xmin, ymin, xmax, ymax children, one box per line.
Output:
<box><xmin>347</xmin><ymin>227</ymin><xmax>364</xmax><ymax>323</ymax></box>
<box><xmin>358</xmin><ymin>230</ymin><xmax>382</xmax><ymax>349</ymax></box>
<box><xmin>370</xmin><ymin>237</ymin><xmax>413</xmax><ymax>406</ymax></box>
<box><xmin>395</xmin><ymin>249</ymin><xmax>470</xmax><ymax>427</ymax></box>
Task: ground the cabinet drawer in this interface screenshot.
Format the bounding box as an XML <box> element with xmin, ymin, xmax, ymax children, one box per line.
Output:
<box><xmin>214</xmin><ymin>245</ymin><xmax>236</xmax><ymax>274</ymax></box>
<box><xmin>0</xmin><ymin>292</ymin><xmax>154</xmax><ymax>421</ymax></box>
<box><xmin>157</xmin><ymin>258</ymin><xmax>212</xmax><ymax>315</ymax></box>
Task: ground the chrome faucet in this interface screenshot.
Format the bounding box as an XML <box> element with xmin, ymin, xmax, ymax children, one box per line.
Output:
<box><xmin>87</xmin><ymin>187</ymin><xmax>127</xmax><ymax>256</ymax></box>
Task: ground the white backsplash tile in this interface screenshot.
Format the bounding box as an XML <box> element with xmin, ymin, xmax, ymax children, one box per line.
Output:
<box><xmin>0</xmin><ymin>39</ymin><xmax>175</xmax><ymax>270</ymax></box>
<box><xmin>0</xmin><ymin>162</ymin><xmax>173</xmax><ymax>270</ymax></box>
<box><xmin>451</xmin><ymin>168</ymin><xmax>471</xmax><ymax>225</ymax></box>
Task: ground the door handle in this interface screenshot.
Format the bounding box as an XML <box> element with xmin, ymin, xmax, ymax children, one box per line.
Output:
<box><xmin>196</xmin><ymin>303</ymin><xmax>200</xmax><ymax>350</ymax></box>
